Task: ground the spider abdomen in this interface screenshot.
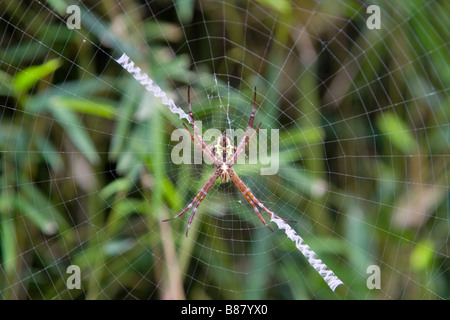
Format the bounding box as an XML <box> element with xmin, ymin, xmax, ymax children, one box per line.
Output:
<box><xmin>209</xmin><ymin>135</ymin><xmax>236</xmax><ymax>182</ymax></box>
<box><xmin>219</xmin><ymin>163</ymin><xmax>230</xmax><ymax>182</ymax></box>
<box><xmin>211</xmin><ymin>135</ymin><xmax>235</xmax><ymax>163</ymax></box>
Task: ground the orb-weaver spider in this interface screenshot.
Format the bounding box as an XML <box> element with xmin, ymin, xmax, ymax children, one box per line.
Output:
<box><xmin>163</xmin><ymin>86</ymin><xmax>295</xmax><ymax>236</ymax></box>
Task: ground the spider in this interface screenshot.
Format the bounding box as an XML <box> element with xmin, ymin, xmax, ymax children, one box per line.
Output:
<box><xmin>163</xmin><ymin>86</ymin><xmax>295</xmax><ymax>236</ymax></box>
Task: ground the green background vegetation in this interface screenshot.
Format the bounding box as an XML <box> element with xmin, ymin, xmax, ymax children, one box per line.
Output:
<box><xmin>0</xmin><ymin>0</ymin><xmax>448</xmax><ymax>299</ymax></box>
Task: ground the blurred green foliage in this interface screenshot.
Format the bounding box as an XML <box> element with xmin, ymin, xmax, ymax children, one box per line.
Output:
<box><xmin>0</xmin><ymin>0</ymin><xmax>448</xmax><ymax>300</ymax></box>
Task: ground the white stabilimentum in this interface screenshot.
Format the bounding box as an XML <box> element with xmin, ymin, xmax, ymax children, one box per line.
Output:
<box><xmin>270</xmin><ymin>215</ymin><xmax>344</xmax><ymax>292</ymax></box>
<box><xmin>115</xmin><ymin>53</ymin><xmax>190</xmax><ymax>122</ymax></box>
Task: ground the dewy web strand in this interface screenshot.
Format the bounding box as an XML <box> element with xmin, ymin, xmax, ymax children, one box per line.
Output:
<box><xmin>115</xmin><ymin>53</ymin><xmax>190</xmax><ymax>122</ymax></box>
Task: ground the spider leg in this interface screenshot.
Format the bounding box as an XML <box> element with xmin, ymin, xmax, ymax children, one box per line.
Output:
<box><xmin>163</xmin><ymin>170</ymin><xmax>220</xmax><ymax>236</ymax></box>
<box><xmin>232</xmin><ymin>121</ymin><xmax>262</xmax><ymax>165</ymax></box>
<box><xmin>233</xmin><ymin>87</ymin><xmax>259</xmax><ymax>163</ymax></box>
<box><xmin>184</xmin><ymin>170</ymin><xmax>220</xmax><ymax>236</ymax></box>
<box><xmin>254</xmin><ymin>198</ymin><xmax>297</xmax><ymax>223</ymax></box>
<box><xmin>187</xmin><ymin>85</ymin><xmax>195</xmax><ymax>125</ymax></box>
<box><xmin>183</xmin><ymin>123</ymin><xmax>216</xmax><ymax>164</ymax></box>
<box><xmin>185</xmin><ymin>199</ymin><xmax>202</xmax><ymax>237</ymax></box>
<box><xmin>246</xmin><ymin>86</ymin><xmax>257</xmax><ymax>129</ymax></box>
<box><xmin>229</xmin><ymin>170</ymin><xmax>272</xmax><ymax>231</ymax></box>
<box><xmin>241</xmin><ymin>191</ymin><xmax>274</xmax><ymax>232</ymax></box>
<box><xmin>229</xmin><ymin>169</ymin><xmax>296</xmax><ymax>226</ymax></box>
<box><xmin>186</xmin><ymin>86</ymin><xmax>216</xmax><ymax>164</ymax></box>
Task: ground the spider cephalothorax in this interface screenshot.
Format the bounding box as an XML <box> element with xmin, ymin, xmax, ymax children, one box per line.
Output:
<box><xmin>163</xmin><ymin>86</ymin><xmax>295</xmax><ymax>236</ymax></box>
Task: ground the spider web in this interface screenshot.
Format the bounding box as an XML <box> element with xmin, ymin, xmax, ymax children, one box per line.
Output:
<box><xmin>0</xmin><ymin>0</ymin><xmax>448</xmax><ymax>300</ymax></box>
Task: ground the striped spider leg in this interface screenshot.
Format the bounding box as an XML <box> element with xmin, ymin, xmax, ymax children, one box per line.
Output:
<box><xmin>163</xmin><ymin>86</ymin><xmax>295</xmax><ymax>236</ymax></box>
<box><xmin>229</xmin><ymin>169</ymin><xmax>296</xmax><ymax>232</ymax></box>
<box><xmin>162</xmin><ymin>170</ymin><xmax>219</xmax><ymax>237</ymax></box>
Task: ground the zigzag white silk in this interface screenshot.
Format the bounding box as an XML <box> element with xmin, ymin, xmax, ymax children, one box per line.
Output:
<box><xmin>271</xmin><ymin>215</ymin><xmax>344</xmax><ymax>291</ymax></box>
<box><xmin>115</xmin><ymin>53</ymin><xmax>190</xmax><ymax>121</ymax></box>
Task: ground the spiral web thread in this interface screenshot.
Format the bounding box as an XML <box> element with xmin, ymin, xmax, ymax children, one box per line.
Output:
<box><xmin>116</xmin><ymin>51</ymin><xmax>344</xmax><ymax>292</ymax></box>
<box><xmin>271</xmin><ymin>216</ymin><xmax>344</xmax><ymax>292</ymax></box>
<box><xmin>115</xmin><ymin>53</ymin><xmax>190</xmax><ymax>122</ymax></box>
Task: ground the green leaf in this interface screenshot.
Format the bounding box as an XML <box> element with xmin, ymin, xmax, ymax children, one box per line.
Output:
<box><xmin>376</xmin><ymin>112</ymin><xmax>418</xmax><ymax>154</ymax></box>
<box><xmin>410</xmin><ymin>240</ymin><xmax>434</xmax><ymax>271</ymax></box>
<box><xmin>255</xmin><ymin>0</ymin><xmax>292</xmax><ymax>14</ymax></box>
<box><xmin>0</xmin><ymin>70</ymin><xmax>15</xmax><ymax>96</ymax></box>
<box><xmin>145</xmin><ymin>21</ymin><xmax>182</xmax><ymax>42</ymax></box>
<box><xmin>280</xmin><ymin>126</ymin><xmax>325</xmax><ymax>146</ymax></box>
<box><xmin>13</xmin><ymin>58</ymin><xmax>62</xmax><ymax>93</ymax></box>
<box><xmin>33</xmin><ymin>134</ymin><xmax>63</xmax><ymax>171</ymax></box>
<box><xmin>114</xmin><ymin>198</ymin><xmax>147</xmax><ymax>217</ymax></box>
<box><xmin>45</xmin><ymin>0</ymin><xmax>69</xmax><ymax>15</ymax></box>
<box><xmin>103</xmin><ymin>239</ymin><xmax>134</xmax><ymax>257</ymax></box>
<box><xmin>162</xmin><ymin>177</ymin><xmax>182</xmax><ymax>210</ymax></box>
<box><xmin>12</xmin><ymin>195</ymin><xmax>58</xmax><ymax>235</ymax></box>
<box><xmin>175</xmin><ymin>0</ymin><xmax>195</xmax><ymax>23</ymax></box>
<box><xmin>51</xmin><ymin>96</ymin><xmax>117</xmax><ymax>119</ymax></box>
<box><xmin>50</xmin><ymin>105</ymin><xmax>100</xmax><ymax>165</ymax></box>
<box><xmin>0</xmin><ymin>196</ymin><xmax>17</xmax><ymax>276</ymax></box>
<box><xmin>20</xmin><ymin>183</ymin><xmax>69</xmax><ymax>233</ymax></box>
<box><xmin>278</xmin><ymin>166</ymin><xmax>326</xmax><ymax>198</ymax></box>
<box><xmin>100</xmin><ymin>178</ymin><xmax>132</xmax><ymax>199</ymax></box>
<box><xmin>110</xmin><ymin>78</ymin><xmax>140</xmax><ymax>159</ymax></box>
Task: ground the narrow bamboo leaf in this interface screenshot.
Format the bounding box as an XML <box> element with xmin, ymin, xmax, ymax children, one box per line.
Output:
<box><xmin>103</xmin><ymin>239</ymin><xmax>134</xmax><ymax>257</ymax></box>
<box><xmin>174</xmin><ymin>0</ymin><xmax>195</xmax><ymax>23</ymax></box>
<box><xmin>114</xmin><ymin>199</ymin><xmax>147</xmax><ymax>217</ymax></box>
<box><xmin>148</xmin><ymin>106</ymin><xmax>166</xmax><ymax>220</ymax></box>
<box><xmin>25</xmin><ymin>76</ymin><xmax>118</xmax><ymax>114</ymax></box>
<box><xmin>33</xmin><ymin>134</ymin><xmax>63</xmax><ymax>171</ymax></box>
<box><xmin>12</xmin><ymin>194</ymin><xmax>58</xmax><ymax>235</ymax></box>
<box><xmin>45</xmin><ymin>0</ymin><xmax>69</xmax><ymax>15</ymax></box>
<box><xmin>376</xmin><ymin>112</ymin><xmax>418</xmax><ymax>154</ymax></box>
<box><xmin>105</xmin><ymin>199</ymin><xmax>147</xmax><ymax>236</ymax></box>
<box><xmin>116</xmin><ymin>150</ymin><xmax>141</xmax><ymax>178</ymax></box>
<box><xmin>255</xmin><ymin>0</ymin><xmax>292</xmax><ymax>13</ymax></box>
<box><xmin>0</xmin><ymin>125</ymin><xmax>29</xmax><ymax>151</ymax></box>
<box><xmin>0</xmin><ymin>70</ymin><xmax>14</xmax><ymax>96</ymax></box>
<box><xmin>0</xmin><ymin>196</ymin><xmax>17</xmax><ymax>276</ymax></box>
<box><xmin>100</xmin><ymin>178</ymin><xmax>132</xmax><ymax>199</ymax></box>
<box><xmin>20</xmin><ymin>183</ymin><xmax>69</xmax><ymax>232</ymax></box>
<box><xmin>410</xmin><ymin>240</ymin><xmax>435</xmax><ymax>272</ymax></box>
<box><xmin>280</xmin><ymin>126</ymin><xmax>325</xmax><ymax>146</ymax></box>
<box><xmin>110</xmin><ymin>78</ymin><xmax>140</xmax><ymax>158</ymax></box>
<box><xmin>51</xmin><ymin>96</ymin><xmax>117</xmax><ymax>119</ymax></box>
<box><xmin>162</xmin><ymin>178</ymin><xmax>182</xmax><ymax>210</ymax></box>
<box><xmin>13</xmin><ymin>58</ymin><xmax>62</xmax><ymax>93</ymax></box>
<box><xmin>50</xmin><ymin>105</ymin><xmax>100</xmax><ymax>165</ymax></box>
<box><xmin>278</xmin><ymin>166</ymin><xmax>325</xmax><ymax>198</ymax></box>
<box><xmin>0</xmin><ymin>41</ymin><xmax>50</xmax><ymax>66</ymax></box>
<box><xmin>145</xmin><ymin>21</ymin><xmax>183</xmax><ymax>42</ymax></box>
<box><xmin>345</xmin><ymin>203</ymin><xmax>371</xmax><ymax>272</ymax></box>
